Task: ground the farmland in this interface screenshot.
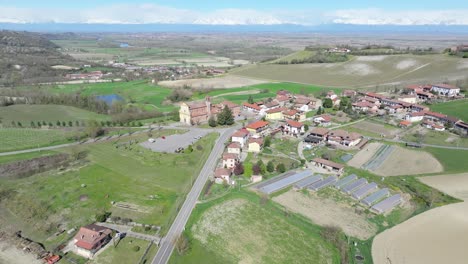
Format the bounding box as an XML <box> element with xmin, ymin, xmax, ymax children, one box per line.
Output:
<box><xmin>0</xmin><ymin>130</ymin><xmax>218</xmax><ymax>250</ymax></box>
<box><xmin>0</xmin><ymin>128</ymin><xmax>76</xmax><ymax>152</ymax></box>
<box><xmin>430</xmin><ymin>99</ymin><xmax>468</xmax><ymax>121</ymax></box>
<box><xmin>0</xmin><ymin>104</ymin><xmax>110</xmax><ymax>123</ymax></box>
<box><xmin>231</xmin><ymin>54</ymin><xmax>468</xmax><ymax>87</ymax></box>
<box><xmin>170</xmin><ymin>191</ymin><xmax>339</xmax><ymax>264</ymax></box>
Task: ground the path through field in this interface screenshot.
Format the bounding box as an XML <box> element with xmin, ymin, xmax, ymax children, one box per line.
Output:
<box><xmin>372</xmin><ymin>173</ymin><xmax>468</xmax><ymax>264</ymax></box>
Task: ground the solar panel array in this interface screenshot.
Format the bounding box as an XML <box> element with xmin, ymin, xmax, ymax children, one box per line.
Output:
<box><xmin>258</xmin><ymin>170</ymin><xmax>313</xmax><ymax>194</ymax></box>
<box><xmin>352</xmin><ymin>182</ymin><xmax>378</xmax><ymax>200</ymax></box>
<box><xmin>334</xmin><ymin>174</ymin><xmax>358</xmax><ymax>189</ymax></box>
<box><xmin>341</xmin><ymin>178</ymin><xmax>368</xmax><ymax>194</ymax></box>
<box><xmin>371</xmin><ymin>194</ymin><xmax>402</xmax><ymax>214</ymax></box>
<box><xmin>361</xmin><ymin>188</ymin><xmax>390</xmax><ymax>206</ymax></box>
<box><xmin>308</xmin><ymin>176</ymin><xmax>338</xmax><ymax>191</ymax></box>
<box><xmin>294</xmin><ymin>175</ymin><xmax>323</xmax><ymax>189</ymax></box>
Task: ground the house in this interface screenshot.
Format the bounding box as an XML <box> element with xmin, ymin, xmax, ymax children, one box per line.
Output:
<box><xmin>243</xmin><ymin>102</ymin><xmax>262</xmax><ymax>113</ymax></box>
<box><xmin>284</xmin><ymin>120</ymin><xmax>305</xmax><ymax>136</ymax></box>
<box><xmin>179</xmin><ymin>97</ymin><xmax>239</xmax><ymax>125</ymax></box>
<box><xmin>327</xmin><ymin>129</ymin><xmax>362</xmax><ymax>147</ymax></box>
<box><xmin>294</xmin><ymin>95</ymin><xmax>317</xmax><ymax>111</ymax></box>
<box><xmin>73</xmin><ymin>224</ymin><xmax>112</xmax><ymax>258</ymax></box>
<box><xmin>397</xmin><ymin>94</ymin><xmax>417</xmax><ymax>104</ymax></box>
<box><xmin>313</xmin><ymin>114</ymin><xmax>332</xmax><ymax>126</ymax></box>
<box><xmin>410</xmin><ymin>104</ymin><xmax>430</xmax><ymax>112</ymax></box>
<box><xmin>265</xmin><ymin>107</ymin><xmax>284</xmax><ymax>121</ymax></box>
<box><xmin>276</xmin><ymin>94</ymin><xmax>290</xmax><ymax>106</ymax></box>
<box><xmin>386</xmin><ymin>105</ymin><xmax>404</xmax><ymax>114</ymax></box>
<box><xmin>308</xmin><ymin>127</ymin><xmax>329</xmax><ymax>139</ymax></box>
<box><xmin>415</xmin><ymin>91</ymin><xmax>434</xmax><ymax>101</ymax></box>
<box><xmin>222</xmin><ymin>153</ymin><xmax>239</xmax><ymax>169</ymax></box>
<box><xmin>246</xmin><ymin>120</ymin><xmax>269</xmax><ymax>136</ymax></box>
<box><xmin>455</xmin><ymin>121</ymin><xmax>468</xmax><ymax>135</ymax></box>
<box><xmin>216</xmin><ymin>101</ymin><xmax>241</xmax><ymax>117</ymax></box>
<box><xmin>214</xmin><ymin>168</ymin><xmax>231</xmax><ymax>184</ymax></box>
<box><xmin>250</xmin><ymin>175</ymin><xmax>263</xmax><ymax>183</ymax></box>
<box><xmin>263</xmin><ymin>100</ymin><xmax>281</xmax><ymax>111</ymax></box>
<box><xmin>312</xmin><ymin>158</ymin><xmax>344</xmax><ymax>173</ymax></box>
<box><xmin>352</xmin><ymin>101</ymin><xmax>377</xmax><ymax>113</ymax></box>
<box><xmin>342</xmin><ymin>90</ymin><xmax>357</xmax><ymax>97</ymax></box>
<box><xmin>282</xmin><ymin>109</ymin><xmax>306</xmax><ymax>122</ymax></box>
<box><xmin>422</xmin><ymin>120</ymin><xmax>445</xmax><ymax>131</ymax></box>
<box><xmin>399</xmin><ymin>120</ymin><xmax>412</xmax><ymax>128</ymax></box>
<box><xmin>248</xmin><ymin>137</ymin><xmax>264</xmax><ymax>153</ymax></box>
<box><xmin>231</xmin><ymin>129</ymin><xmax>249</xmax><ymax>147</ymax></box>
<box><xmin>431</xmin><ymin>84</ymin><xmax>460</xmax><ymax>97</ymax></box>
<box><xmin>227</xmin><ymin>142</ymin><xmax>242</xmax><ymax>155</ymax></box>
<box><xmin>405</xmin><ymin>112</ymin><xmax>425</xmax><ymax>122</ymax></box>
<box><xmin>424</xmin><ymin>111</ymin><xmax>448</xmax><ymax>123</ymax></box>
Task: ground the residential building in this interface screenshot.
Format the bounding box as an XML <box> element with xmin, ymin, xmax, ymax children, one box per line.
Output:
<box><xmin>263</xmin><ymin>100</ymin><xmax>281</xmax><ymax>111</ymax></box>
<box><xmin>214</xmin><ymin>168</ymin><xmax>231</xmax><ymax>184</ymax></box>
<box><xmin>246</xmin><ymin>120</ymin><xmax>269</xmax><ymax>136</ymax></box>
<box><xmin>222</xmin><ymin>153</ymin><xmax>239</xmax><ymax>169</ymax></box>
<box><xmin>179</xmin><ymin>97</ymin><xmax>239</xmax><ymax>125</ymax></box>
<box><xmin>216</xmin><ymin>101</ymin><xmax>241</xmax><ymax>117</ymax></box>
<box><xmin>284</xmin><ymin>120</ymin><xmax>305</xmax><ymax>136</ymax></box>
<box><xmin>312</xmin><ymin>158</ymin><xmax>344</xmax><ymax>173</ymax></box>
<box><xmin>327</xmin><ymin>129</ymin><xmax>362</xmax><ymax>147</ymax></box>
<box><xmin>265</xmin><ymin>107</ymin><xmax>284</xmax><ymax>121</ymax></box>
<box><xmin>411</xmin><ymin>104</ymin><xmax>430</xmax><ymax>112</ymax></box>
<box><xmin>243</xmin><ymin>102</ymin><xmax>262</xmax><ymax>113</ymax></box>
<box><xmin>422</xmin><ymin>120</ymin><xmax>445</xmax><ymax>131</ymax></box>
<box><xmin>397</xmin><ymin>95</ymin><xmax>417</xmax><ymax>104</ymax></box>
<box><xmin>405</xmin><ymin>112</ymin><xmax>425</xmax><ymax>122</ymax></box>
<box><xmin>352</xmin><ymin>101</ymin><xmax>377</xmax><ymax>113</ymax></box>
<box><xmin>276</xmin><ymin>94</ymin><xmax>290</xmax><ymax>106</ymax></box>
<box><xmin>313</xmin><ymin>114</ymin><xmax>332</xmax><ymax>126</ymax></box>
<box><xmin>282</xmin><ymin>109</ymin><xmax>306</xmax><ymax>122</ymax></box>
<box><xmin>73</xmin><ymin>224</ymin><xmax>112</xmax><ymax>258</ymax></box>
<box><xmin>231</xmin><ymin>129</ymin><xmax>249</xmax><ymax>148</ymax></box>
<box><xmin>455</xmin><ymin>121</ymin><xmax>468</xmax><ymax>135</ymax></box>
<box><xmin>248</xmin><ymin>138</ymin><xmax>264</xmax><ymax>153</ymax></box>
<box><xmin>431</xmin><ymin>84</ymin><xmax>460</xmax><ymax>96</ymax></box>
<box><xmin>308</xmin><ymin>127</ymin><xmax>329</xmax><ymax>139</ymax></box>
<box><xmin>294</xmin><ymin>95</ymin><xmax>318</xmax><ymax>111</ymax></box>
<box><xmin>342</xmin><ymin>90</ymin><xmax>357</xmax><ymax>97</ymax></box>
<box><xmin>399</xmin><ymin>120</ymin><xmax>412</xmax><ymax>128</ymax></box>
<box><xmin>227</xmin><ymin>142</ymin><xmax>242</xmax><ymax>155</ymax></box>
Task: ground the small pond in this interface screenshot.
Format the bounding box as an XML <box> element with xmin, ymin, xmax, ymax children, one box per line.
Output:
<box><xmin>96</xmin><ymin>94</ymin><xmax>124</xmax><ymax>105</ymax></box>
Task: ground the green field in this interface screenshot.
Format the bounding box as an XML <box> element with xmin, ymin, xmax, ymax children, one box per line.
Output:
<box><xmin>403</xmin><ymin>129</ymin><xmax>468</xmax><ymax>148</ymax></box>
<box><xmin>0</xmin><ymin>150</ymin><xmax>56</xmax><ymax>164</ymax></box>
<box><xmin>0</xmin><ymin>128</ymin><xmax>76</xmax><ymax>152</ymax></box>
<box><xmin>425</xmin><ymin>147</ymin><xmax>468</xmax><ymax>174</ymax></box>
<box><xmin>170</xmin><ymin>191</ymin><xmax>339</xmax><ymax>264</ymax></box>
<box><xmin>48</xmin><ymin>80</ymin><xmax>176</xmax><ymax>111</ymax></box>
<box><xmin>271</xmin><ymin>50</ymin><xmax>317</xmax><ymax>63</ymax></box>
<box><xmin>430</xmin><ymin>99</ymin><xmax>468</xmax><ymax>121</ymax></box>
<box><xmin>93</xmin><ymin>238</ymin><xmax>157</xmax><ymax>264</ymax></box>
<box><xmin>0</xmin><ymin>104</ymin><xmax>110</xmax><ymax>124</ymax></box>
<box><xmin>231</xmin><ymin>54</ymin><xmax>467</xmax><ymax>87</ymax></box>
<box><xmin>0</xmin><ymin>130</ymin><xmax>218</xmax><ymax>250</ymax></box>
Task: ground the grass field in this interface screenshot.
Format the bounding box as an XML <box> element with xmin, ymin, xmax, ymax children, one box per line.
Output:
<box><xmin>403</xmin><ymin>129</ymin><xmax>468</xmax><ymax>148</ymax></box>
<box><xmin>0</xmin><ymin>104</ymin><xmax>110</xmax><ymax>123</ymax></box>
<box><xmin>0</xmin><ymin>128</ymin><xmax>76</xmax><ymax>152</ymax></box>
<box><xmin>430</xmin><ymin>99</ymin><xmax>468</xmax><ymax>121</ymax></box>
<box><xmin>271</xmin><ymin>50</ymin><xmax>317</xmax><ymax>63</ymax></box>
<box><xmin>0</xmin><ymin>150</ymin><xmax>56</xmax><ymax>164</ymax></box>
<box><xmin>425</xmin><ymin>147</ymin><xmax>468</xmax><ymax>174</ymax></box>
<box><xmin>231</xmin><ymin>54</ymin><xmax>468</xmax><ymax>87</ymax></box>
<box><xmin>170</xmin><ymin>190</ymin><xmax>339</xmax><ymax>264</ymax></box>
<box><xmin>48</xmin><ymin>80</ymin><xmax>176</xmax><ymax>111</ymax></box>
<box><xmin>0</xmin><ymin>130</ymin><xmax>218</xmax><ymax>250</ymax></box>
<box><xmin>93</xmin><ymin>238</ymin><xmax>157</xmax><ymax>264</ymax></box>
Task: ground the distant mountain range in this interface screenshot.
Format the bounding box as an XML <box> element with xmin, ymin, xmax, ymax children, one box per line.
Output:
<box><xmin>2</xmin><ymin>23</ymin><xmax>468</xmax><ymax>33</ymax></box>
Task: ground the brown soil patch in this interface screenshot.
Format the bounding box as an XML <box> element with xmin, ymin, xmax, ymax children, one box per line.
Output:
<box><xmin>273</xmin><ymin>190</ymin><xmax>377</xmax><ymax>240</ymax></box>
<box><xmin>158</xmin><ymin>76</ymin><xmax>268</xmax><ymax>89</ymax></box>
<box><xmin>79</xmin><ymin>194</ymin><xmax>88</xmax><ymax>201</ymax></box>
<box><xmin>348</xmin><ymin>142</ymin><xmax>382</xmax><ymax>168</ymax></box>
<box><xmin>0</xmin><ymin>241</ymin><xmax>42</xmax><ymax>264</ymax></box>
<box><xmin>373</xmin><ymin>146</ymin><xmax>443</xmax><ymax>176</ymax></box>
<box><xmin>372</xmin><ymin>173</ymin><xmax>468</xmax><ymax>264</ymax></box>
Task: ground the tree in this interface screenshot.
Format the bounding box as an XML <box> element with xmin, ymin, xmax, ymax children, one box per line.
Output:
<box><xmin>317</xmin><ymin>106</ymin><xmax>323</xmax><ymax>115</ymax></box>
<box><xmin>68</xmin><ymin>121</ymin><xmax>73</xmax><ymax>127</ymax></box>
<box><xmin>37</xmin><ymin>121</ymin><xmax>42</xmax><ymax>127</ymax></box>
<box><xmin>263</xmin><ymin>136</ymin><xmax>271</xmax><ymax>148</ymax></box>
<box><xmin>304</xmin><ymin>124</ymin><xmax>309</xmax><ymax>132</ymax></box>
<box><xmin>208</xmin><ymin>116</ymin><xmax>217</xmax><ymax>127</ymax></box>
<box><xmin>266</xmin><ymin>161</ymin><xmax>275</xmax><ymax>173</ymax></box>
<box><xmin>175</xmin><ymin>233</ymin><xmax>190</xmax><ymax>255</ymax></box>
<box><xmin>217</xmin><ymin>105</ymin><xmax>234</xmax><ymax>126</ymax></box>
<box><xmin>244</xmin><ymin>163</ymin><xmax>253</xmax><ymax>177</ymax></box>
<box><xmin>87</xmin><ymin>120</ymin><xmax>104</xmax><ymax>138</ymax></box>
<box><xmin>247</xmin><ymin>95</ymin><xmax>254</xmax><ymax>104</ymax></box>
<box><xmin>276</xmin><ymin>163</ymin><xmax>286</xmax><ymax>173</ymax></box>
<box><xmin>17</xmin><ymin>121</ymin><xmax>22</xmax><ymax>127</ymax></box>
<box><xmin>252</xmin><ymin>164</ymin><xmax>261</xmax><ymax>175</ymax></box>
<box><xmin>256</xmin><ymin>160</ymin><xmax>266</xmax><ymax>174</ymax></box>
<box><xmin>233</xmin><ymin>162</ymin><xmax>244</xmax><ymax>175</ymax></box>
<box><xmin>62</xmin><ymin>121</ymin><xmax>66</xmax><ymax>127</ymax></box>
<box><xmin>323</xmin><ymin>98</ymin><xmax>333</xmax><ymax>108</ymax></box>
<box><xmin>339</xmin><ymin>97</ymin><xmax>349</xmax><ymax>111</ymax></box>
<box><xmin>30</xmin><ymin>121</ymin><xmax>35</xmax><ymax>127</ymax></box>
<box><xmin>185</xmin><ymin>145</ymin><xmax>193</xmax><ymax>153</ymax></box>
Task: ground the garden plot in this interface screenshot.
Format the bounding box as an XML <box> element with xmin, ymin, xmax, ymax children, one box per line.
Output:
<box><xmin>273</xmin><ymin>190</ymin><xmax>377</xmax><ymax>240</ymax></box>
<box><xmin>372</xmin><ymin>173</ymin><xmax>468</xmax><ymax>264</ymax></box>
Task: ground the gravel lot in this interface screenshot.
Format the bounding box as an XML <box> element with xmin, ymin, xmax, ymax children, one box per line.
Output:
<box><xmin>139</xmin><ymin>129</ymin><xmax>211</xmax><ymax>153</ymax></box>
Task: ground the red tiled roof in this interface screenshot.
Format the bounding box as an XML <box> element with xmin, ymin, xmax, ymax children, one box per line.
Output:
<box><xmin>186</xmin><ymin>101</ymin><xmax>207</xmax><ymax>109</ymax></box>
<box><xmin>409</xmin><ymin>112</ymin><xmax>426</xmax><ymax>117</ymax></box>
<box><xmin>232</xmin><ymin>129</ymin><xmax>249</xmax><ymax>138</ymax></box>
<box><xmin>248</xmin><ymin>138</ymin><xmax>264</xmax><ymax>145</ymax></box>
<box><xmin>282</xmin><ymin>109</ymin><xmax>298</xmax><ymax>116</ymax></box>
<box><xmin>243</xmin><ymin>102</ymin><xmax>261</xmax><ymax>111</ymax></box>
<box><xmin>228</xmin><ymin>142</ymin><xmax>241</xmax><ymax>149</ymax></box>
<box><xmin>214</xmin><ymin>168</ymin><xmax>231</xmax><ymax>177</ymax></box>
<box><xmin>276</xmin><ymin>94</ymin><xmax>289</xmax><ymax>102</ymax></box>
<box><xmin>399</xmin><ymin>120</ymin><xmax>411</xmax><ymax>126</ymax></box>
<box><xmin>314</xmin><ymin>114</ymin><xmax>332</xmax><ymax>122</ymax></box>
<box><xmin>223</xmin><ymin>153</ymin><xmax>238</xmax><ymax>160</ymax></box>
<box><xmin>286</xmin><ymin>119</ymin><xmax>304</xmax><ymax>128</ymax></box>
<box><xmin>425</xmin><ymin>111</ymin><xmax>446</xmax><ymax>119</ymax></box>
<box><xmin>246</xmin><ymin>120</ymin><xmax>269</xmax><ymax>130</ymax></box>
<box><xmin>74</xmin><ymin>224</ymin><xmax>112</xmax><ymax>250</ymax></box>
<box><xmin>433</xmin><ymin>83</ymin><xmax>460</xmax><ymax>90</ymax></box>
<box><xmin>328</xmin><ymin>129</ymin><xmax>361</xmax><ymax>140</ymax></box>
<box><xmin>353</xmin><ymin>101</ymin><xmax>374</xmax><ymax>108</ymax></box>
<box><xmin>219</xmin><ymin>101</ymin><xmax>239</xmax><ymax>109</ymax></box>
<box><xmin>310</xmin><ymin>127</ymin><xmax>329</xmax><ymax>136</ymax></box>
<box><xmin>266</xmin><ymin>107</ymin><xmax>285</xmax><ymax>114</ymax></box>
<box><xmin>265</xmin><ymin>100</ymin><xmax>280</xmax><ymax>108</ymax></box>
<box><xmin>365</xmin><ymin>92</ymin><xmax>387</xmax><ymax>99</ymax></box>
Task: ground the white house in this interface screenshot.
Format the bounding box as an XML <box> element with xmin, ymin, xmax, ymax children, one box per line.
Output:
<box><xmin>431</xmin><ymin>84</ymin><xmax>460</xmax><ymax>97</ymax></box>
<box><xmin>284</xmin><ymin>120</ymin><xmax>305</xmax><ymax>136</ymax></box>
<box><xmin>222</xmin><ymin>153</ymin><xmax>238</xmax><ymax>169</ymax></box>
<box><xmin>405</xmin><ymin>112</ymin><xmax>425</xmax><ymax>122</ymax></box>
<box><xmin>313</xmin><ymin>114</ymin><xmax>332</xmax><ymax>126</ymax></box>
<box><xmin>227</xmin><ymin>142</ymin><xmax>242</xmax><ymax>155</ymax></box>
<box><xmin>327</xmin><ymin>130</ymin><xmax>362</xmax><ymax>147</ymax></box>
<box><xmin>214</xmin><ymin>168</ymin><xmax>231</xmax><ymax>184</ymax></box>
<box><xmin>231</xmin><ymin>129</ymin><xmax>249</xmax><ymax>148</ymax></box>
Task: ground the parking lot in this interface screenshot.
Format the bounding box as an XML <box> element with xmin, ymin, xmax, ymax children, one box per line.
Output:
<box><xmin>139</xmin><ymin>129</ymin><xmax>210</xmax><ymax>153</ymax></box>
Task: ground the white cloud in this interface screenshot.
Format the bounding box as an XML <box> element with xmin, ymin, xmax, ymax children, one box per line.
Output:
<box><xmin>1</xmin><ymin>4</ymin><xmax>468</xmax><ymax>26</ymax></box>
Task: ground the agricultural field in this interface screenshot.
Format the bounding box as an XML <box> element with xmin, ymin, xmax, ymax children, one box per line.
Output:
<box><xmin>158</xmin><ymin>75</ymin><xmax>267</xmax><ymax>89</ymax></box>
<box><xmin>270</xmin><ymin>50</ymin><xmax>317</xmax><ymax>63</ymax></box>
<box><xmin>425</xmin><ymin>147</ymin><xmax>468</xmax><ymax>174</ymax></box>
<box><xmin>231</xmin><ymin>54</ymin><xmax>468</xmax><ymax>87</ymax></box>
<box><xmin>373</xmin><ymin>173</ymin><xmax>468</xmax><ymax>264</ymax></box>
<box><xmin>0</xmin><ymin>104</ymin><xmax>110</xmax><ymax>124</ymax></box>
<box><xmin>170</xmin><ymin>191</ymin><xmax>339</xmax><ymax>264</ymax></box>
<box><xmin>349</xmin><ymin>120</ymin><xmax>401</xmax><ymax>138</ymax></box>
<box><xmin>430</xmin><ymin>99</ymin><xmax>468</xmax><ymax>122</ymax></box>
<box><xmin>93</xmin><ymin>238</ymin><xmax>157</xmax><ymax>264</ymax></box>
<box><xmin>0</xmin><ymin>130</ymin><xmax>217</xmax><ymax>251</ymax></box>
<box><xmin>0</xmin><ymin>128</ymin><xmax>77</xmax><ymax>152</ymax></box>
<box><xmin>403</xmin><ymin>128</ymin><xmax>468</xmax><ymax>148</ymax></box>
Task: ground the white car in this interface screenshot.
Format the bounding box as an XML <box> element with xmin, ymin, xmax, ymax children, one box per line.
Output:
<box><xmin>148</xmin><ymin>138</ymin><xmax>156</xmax><ymax>143</ymax></box>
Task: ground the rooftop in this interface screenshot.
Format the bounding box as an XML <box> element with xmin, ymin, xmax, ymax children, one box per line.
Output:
<box><xmin>246</xmin><ymin>120</ymin><xmax>269</xmax><ymax>130</ymax></box>
<box><xmin>312</xmin><ymin>158</ymin><xmax>345</xmax><ymax>169</ymax></box>
<box><xmin>286</xmin><ymin>119</ymin><xmax>304</xmax><ymax>128</ymax></box>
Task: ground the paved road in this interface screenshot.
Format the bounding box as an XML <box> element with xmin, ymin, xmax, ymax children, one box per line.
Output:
<box><xmin>151</xmin><ymin>126</ymin><xmax>238</xmax><ymax>264</ymax></box>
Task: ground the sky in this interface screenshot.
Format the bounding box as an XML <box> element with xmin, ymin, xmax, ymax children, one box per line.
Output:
<box><xmin>1</xmin><ymin>0</ymin><xmax>468</xmax><ymax>25</ymax></box>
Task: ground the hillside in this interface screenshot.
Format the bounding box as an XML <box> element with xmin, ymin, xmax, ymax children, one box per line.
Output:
<box><xmin>0</xmin><ymin>30</ymin><xmax>80</xmax><ymax>85</ymax></box>
<box><xmin>231</xmin><ymin>54</ymin><xmax>468</xmax><ymax>88</ymax></box>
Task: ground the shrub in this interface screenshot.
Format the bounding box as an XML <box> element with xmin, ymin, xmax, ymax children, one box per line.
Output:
<box><xmin>266</xmin><ymin>161</ymin><xmax>275</xmax><ymax>173</ymax></box>
<box><xmin>95</xmin><ymin>211</ymin><xmax>111</xmax><ymax>222</ymax></box>
<box><xmin>276</xmin><ymin>163</ymin><xmax>286</xmax><ymax>173</ymax></box>
<box><xmin>133</xmin><ymin>246</ymin><xmax>141</xmax><ymax>252</ymax></box>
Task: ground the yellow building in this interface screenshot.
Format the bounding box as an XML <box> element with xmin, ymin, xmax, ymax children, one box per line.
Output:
<box><xmin>265</xmin><ymin>108</ymin><xmax>284</xmax><ymax>121</ymax></box>
<box><xmin>248</xmin><ymin>138</ymin><xmax>263</xmax><ymax>153</ymax></box>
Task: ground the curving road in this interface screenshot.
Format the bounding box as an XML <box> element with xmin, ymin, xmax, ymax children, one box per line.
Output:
<box><xmin>151</xmin><ymin>126</ymin><xmax>238</xmax><ymax>264</ymax></box>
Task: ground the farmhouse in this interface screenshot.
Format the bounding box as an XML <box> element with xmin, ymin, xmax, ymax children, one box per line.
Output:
<box><xmin>243</xmin><ymin>102</ymin><xmax>262</xmax><ymax>113</ymax></box>
<box><xmin>327</xmin><ymin>129</ymin><xmax>362</xmax><ymax>147</ymax></box>
<box><xmin>284</xmin><ymin>120</ymin><xmax>305</xmax><ymax>136</ymax></box>
<box><xmin>294</xmin><ymin>95</ymin><xmax>317</xmax><ymax>112</ymax></box>
<box><xmin>248</xmin><ymin>137</ymin><xmax>264</xmax><ymax>153</ymax></box>
<box><xmin>246</xmin><ymin>120</ymin><xmax>269</xmax><ymax>136</ymax></box>
<box><xmin>313</xmin><ymin>114</ymin><xmax>332</xmax><ymax>126</ymax></box>
<box><xmin>308</xmin><ymin>127</ymin><xmax>329</xmax><ymax>139</ymax></box>
<box><xmin>265</xmin><ymin>107</ymin><xmax>285</xmax><ymax>120</ymax></box>
<box><xmin>431</xmin><ymin>84</ymin><xmax>460</xmax><ymax>97</ymax></box>
<box><xmin>222</xmin><ymin>153</ymin><xmax>239</xmax><ymax>169</ymax></box>
<box><xmin>455</xmin><ymin>121</ymin><xmax>468</xmax><ymax>135</ymax></box>
<box><xmin>73</xmin><ymin>224</ymin><xmax>112</xmax><ymax>258</ymax></box>
<box><xmin>231</xmin><ymin>129</ymin><xmax>249</xmax><ymax>147</ymax></box>
<box><xmin>312</xmin><ymin>158</ymin><xmax>344</xmax><ymax>173</ymax></box>
<box><xmin>352</xmin><ymin>101</ymin><xmax>377</xmax><ymax>113</ymax></box>
<box><xmin>405</xmin><ymin>112</ymin><xmax>425</xmax><ymax>122</ymax></box>
<box><xmin>215</xmin><ymin>101</ymin><xmax>241</xmax><ymax>117</ymax></box>
<box><xmin>227</xmin><ymin>142</ymin><xmax>242</xmax><ymax>155</ymax></box>
<box><xmin>214</xmin><ymin>168</ymin><xmax>231</xmax><ymax>184</ymax></box>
